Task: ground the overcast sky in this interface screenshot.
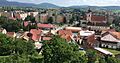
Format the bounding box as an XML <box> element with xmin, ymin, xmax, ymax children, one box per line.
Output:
<box><xmin>7</xmin><ymin>0</ymin><xmax>120</xmax><ymax>7</ymax></box>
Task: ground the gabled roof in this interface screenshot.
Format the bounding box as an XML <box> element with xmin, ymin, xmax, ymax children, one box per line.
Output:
<box><xmin>30</xmin><ymin>29</ymin><xmax>42</xmax><ymax>34</ymax></box>
<box><xmin>101</xmin><ymin>29</ymin><xmax>116</xmax><ymax>35</ymax></box>
<box><xmin>110</xmin><ymin>32</ymin><xmax>120</xmax><ymax>40</ymax></box>
<box><xmin>58</xmin><ymin>30</ymin><xmax>73</xmax><ymax>42</ymax></box>
<box><xmin>102</xmin><ymin>31</ymin><xmax>120</xmax><ymax>42</ymax></box>
<box><xmin>58</xmin><ymin>30</ymin><xmax>72</xmax><ymax>36</ymax></box>
<box><xmin>30</xmin><ymin>29</ymin><xmax>42</xmax><ymax>41</ymax></box>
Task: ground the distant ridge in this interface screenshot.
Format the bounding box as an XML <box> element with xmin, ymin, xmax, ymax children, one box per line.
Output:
<box><xmin>0</xmin><ymin>0</ymin><xmax>60</xmax><ymax>8</ymax></box>
<box><xmin>0</xmin><ymin>0</ymin><xmax>120</xmax><ymax>10</ymax></box>
<box><xmin>36</xmin><ymin>3</ymin><xmax>60</xmax><ymax>8</ymax></box>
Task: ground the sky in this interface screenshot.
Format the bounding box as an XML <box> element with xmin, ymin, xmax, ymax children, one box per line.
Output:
<box><xmin>7</xmin><ymin>0</ymin><xmax>120</xmax><ymax>7</ymax></box>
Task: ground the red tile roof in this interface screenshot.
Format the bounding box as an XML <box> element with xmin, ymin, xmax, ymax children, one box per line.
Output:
<box><xmin>32</xmin><ymin>34</ymin><xmax>41</xmax><ymax>41</ymax></box>
<box><xmin>110</xmin><ymin>32</ymin><xmax>120</xmax><ymax>40</ymax></box>
<box><xmin>58</xmin><ymin>30</ymin><xmax>73</xmax><ymax>42</ymax></box>
<box><xmin>24</xmin><ymin>21</ymin><xmax>29</xmax><ymax>27</ymax></box>
<box><xmin>91</xmin><ymin>15</ymin><xmax>106</xmax><ymax>22</ymax></box>
<box><xmin>61</xmin><ymin>35</ymin><xmax>72</xmax><ymax>42</ymax></box>
<box><xmin>30</xmin><ymin>29</ymin><xmax>42</xmax><ymax>41</ymax></box>
<box><xmin>58</xmin><ymin>30</ymin><xmax>72</xmax><ymax>36</ymax></box>
<box><xmin>30</xmin><ymin>29</ymin><xmax>42</xmax><ymax>34</ymax></box>
<box><xmin>37</xmin><ymin>24</ymin><xmax>55</xmax><ymax>28</ymax></box>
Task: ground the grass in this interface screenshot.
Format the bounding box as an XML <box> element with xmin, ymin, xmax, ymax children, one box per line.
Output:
<box><xmin>112</xmin><ymin>10</ymin><xmax>120</xmax><ymax>13</ymax></box>
<box><xmin>103</xmin><ymin>48</ymin><xmax>120</xmax><ymax>55</ymax></box>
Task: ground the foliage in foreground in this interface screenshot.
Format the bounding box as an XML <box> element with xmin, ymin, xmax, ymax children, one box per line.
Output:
<box><xmin>0</xmin><ymin>34</ymin><xmax>120</xmax><ymax>63</ymax></box>
<box><xmin>42</xmin><ymin>36</ymin><xmax>88</xmax><ymax>63</ymax></box>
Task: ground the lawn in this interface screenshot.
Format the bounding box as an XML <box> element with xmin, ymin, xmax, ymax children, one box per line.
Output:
<box><xmin>103</xmin><ymin>48</ymin><xmax>120</xmax><ymax>55</ymax></box>
<box><xmin>112</xmin><ymin>10</ymin><xmax>120</xmax><ymax>13</ymax></box>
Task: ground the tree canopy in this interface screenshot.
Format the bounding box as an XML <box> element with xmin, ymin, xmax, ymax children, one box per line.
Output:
<box><xmin>42</xmin><ymin>35</ymin><xmax>87</xmax><ymax>63</ymax></box>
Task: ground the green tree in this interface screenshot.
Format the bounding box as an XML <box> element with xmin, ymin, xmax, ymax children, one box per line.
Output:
<box><xmin>0</xmin><ymin>16</ymin><xmax>8</xmax><ymax>25</ymax></box>
<box><xmin>63</xmin><ymin>16</ymin><xmax>67</xmax><ymax>24</ymax></box>
<box><xmin>0</xmin><ymin>33</ymin><xmax>35</xmax><ymax>56</ymax></box>
<box><xmin>13</xmin><ymin>39</ymin><xmax>35</xmax><ymax>55</ymax></box>
<box><xmin>25</xmin><ymin>15</ymin><xmax>36</xmax><ymax>23</ymax></box>
<box><xmin>86</xmin><ymin>49</ymin><xmax>99</xmax><ymax>63</ymax></box>
<box><xmin>69</xmin><ymin>17</ymin><xmax>75</xmax><ymax>24</ymax></box>
<box><xmin>0</xmin><ymin>33</ymin><xmax>36</xmax><ymax>63</ymax></box>
<box><xmin>106</xmin><ymin>57</ymin><xmax>119</xmax><ymax>63</ymax></box>
<box><xmin>2</xmin><ymin>20</ymin><xmax>21</xmax><ymax>32</ymax></box>
<box><xmin>0</xmin><ymin>33</ymin><xmax>14</xmax><ymax>56</ymax></box>
<box><xmin>99</xmin><ymin>58</ymin><xmax>107</xmax><ymax>63</ymax></box>
<box><xmin>47</xmin><ymin>17</ymin><xmax>53</xmax><ymax>24</ymax></box>
<box><xmin>42</xmin><ymin>35</ymin><xmax>87</xmax><ymax>63</ymax></box>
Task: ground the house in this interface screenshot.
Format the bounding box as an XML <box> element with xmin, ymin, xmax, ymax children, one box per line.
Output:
<box><xmin>56</xmin><ymin>15</ymin><xmax>64</xmax><ymax>23</ymax></box>
<box><xmin>41</xmin><ymin>30</ymin><xmax>54</xmax><ymax>41</ymax></box>
<box><xmin>0</xmin><ymin>12</ymin><xmax>2</xmax><ymax>17</ymax></box>
<box><xmin>37</xmin><ymin>23</ymin><xmax>55</xmax><ymax>30</ymax></box>
<box><xmin>79</xmin><ymin>30</ymin><xmax>95</xmax><ymax>47</ymax></box>
<box><xmin>101</xmin><ymin>32</ymin><xmax>120</xmax><ymax>49</ymax></box>
<box><xmin>42</xmin><ymin>37</ymin><xmax>52</xmax><ymax>41</ymax></box>
<box><xmin>24</xmin><ymin>21</ymin><xmax>29</xmax><ymax>27</ymax></box>
<box><xmin>58</xmin><ymin>30</ymin><xmax>73</xmax><ymax>42</ymax></box>
<box><xmin>6</xmin><ymin>32</ymin><xmax>16</xmax><ymax>38</ymax></box>
<box><xmin>20</xmin><ymin>31</ymin><xmax>30</xmax><ymax>41</ymax></box>
<box><xmin>14</xmin><ymin>12</ymin><xmax>28</xmax><ymax>20</ymax></box>
<box><xmin>101</xmin><ymin>28</ymin><xmax>116</xmax><ymax>35</ymax></box>
<box><xmin>40</xmin><ymin>13</ymin><xmax>48</xmax><ymax>23</ymax></box>
<box><xmin>29</xmin><ymin>12</ymin><xmax>38</xmax><ymax>17</ymax></box>
<box><xmin>35</xmin><ymin>42</ymin><xmax>42</xmax><ymax>49</ymax></box>
<box><xmin>79</xmin><ymin>30</ymin><xmax>95</xmax><ymax>37</ymax></box>
<box><xmin>87</xmin><ymin>26</ymin><xmax>110</xmax><ymax>31</ymax></box>
<box><xmin>65</xmin><ymin>27</ymin><xmax>82</xmax><ymax>32</ymax></box>
<box><xmin>30</xmin><ymin>29</ymin><xmax>42</xmax><ymax>42</ymax></box>
<box><xmin>1</xmin><ymin>12</ymin><xmax>12</xmax><ymax>18</ymax></box>
<box><xmin>16</xmin><ymin>31</ymin><xmax>24</xmax><ymax>38</ymax></box>
<box><xmin>0</xmin><ymin>28</ymin><xmax>7</xmax><ymax>34</ymax></box>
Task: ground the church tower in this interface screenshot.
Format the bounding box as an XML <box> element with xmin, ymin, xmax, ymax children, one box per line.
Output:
<box><xmin>86</xmin><ymin>8</ymin><xmax>92</xmax><ymax>22</ymax></box>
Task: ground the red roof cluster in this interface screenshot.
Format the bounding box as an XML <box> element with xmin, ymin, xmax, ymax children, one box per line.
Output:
<box><xmin>37</xmin><ymin>24</ymin><xmax>55</xmax><ymax>28</ymax></box>
<box><xmin>30</xmin><ymin>29</ymin><xmax>42</xmax><ymax>41</ymax></box>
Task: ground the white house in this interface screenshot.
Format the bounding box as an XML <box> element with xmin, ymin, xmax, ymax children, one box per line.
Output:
<box><xmin>101</xmin><ymin>32</ymin><xmax>120</xmax><ymax>49</ymax></box>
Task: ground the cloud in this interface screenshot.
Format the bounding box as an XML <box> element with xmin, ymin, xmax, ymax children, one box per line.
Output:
<box><xmin>7</xmin><ymin>0</ymin><xmax>120</xmax><ymax>6</ymax></box>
